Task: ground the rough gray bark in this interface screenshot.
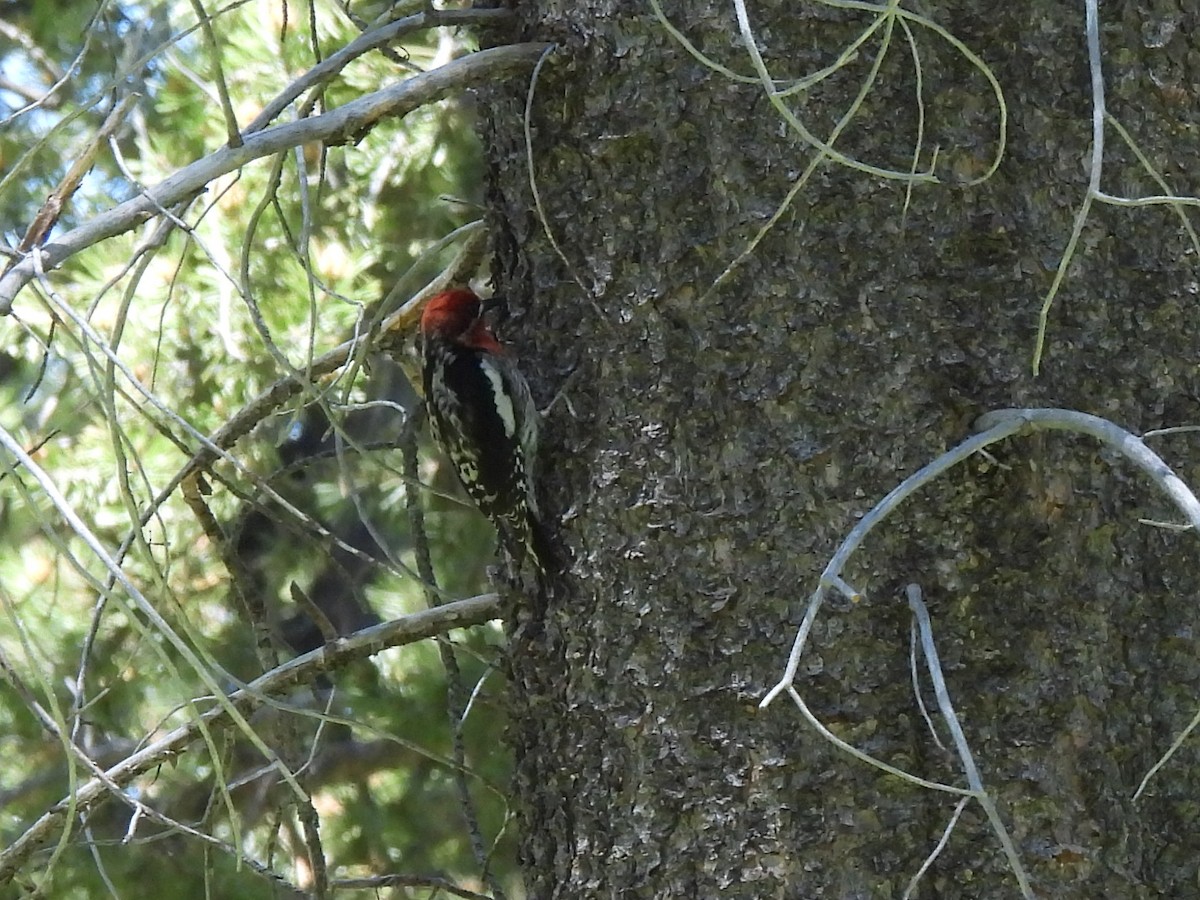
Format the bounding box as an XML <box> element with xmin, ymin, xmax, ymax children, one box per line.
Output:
<box><xmin>481</xmin><ymin>2</ymin><xmax>1200</xmax><ymax>896</ymax></box>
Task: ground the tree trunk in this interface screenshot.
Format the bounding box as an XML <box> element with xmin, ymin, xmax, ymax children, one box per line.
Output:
<box><xmin>482</xmin><ymin>2</ymin><xmax>1200</xmax><ymax>896</ymax></box>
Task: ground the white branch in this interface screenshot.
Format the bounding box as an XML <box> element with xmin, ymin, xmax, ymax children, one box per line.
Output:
<box><xmin>975</xmin><ymin>408</ymin><xmax>1200</xmax><ymax>531</ymax></box>
<box><xmin>245</xmin><ymin>8</ymin><xmax>513</xmax><ymax>134</ymax></box>
<box><xmin>0</xmin><ymin>593</ymin><xmax>501</xmax><ymax>884</ymax></box>
<box><xmin>0</xmin><ymin>43</ymin><xmax>550</xmax><ymax>313</ymax></box>
<box><xmin>763</xmin><ymin>406</ymin><xmax>1200</xmax><ymax>896</ymax></box>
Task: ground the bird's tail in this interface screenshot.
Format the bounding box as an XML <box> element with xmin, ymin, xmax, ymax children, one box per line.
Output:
<box><xmin>502</xmin><ymin>511</ymin><xmax>557</xmax><ymax>579</ymax></box>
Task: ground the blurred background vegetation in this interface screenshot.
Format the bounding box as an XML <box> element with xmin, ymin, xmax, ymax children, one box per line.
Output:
<box><xmin>0</xmin><ymin>1</ymin><xmax>518</xmax><ymax>896</ymax></box>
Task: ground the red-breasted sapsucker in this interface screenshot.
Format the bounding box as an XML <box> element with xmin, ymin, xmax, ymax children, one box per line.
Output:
<box><xmin>420</xmin><ymin>288</ymin><xmax>548</xmax><ymax>572</ymax></box>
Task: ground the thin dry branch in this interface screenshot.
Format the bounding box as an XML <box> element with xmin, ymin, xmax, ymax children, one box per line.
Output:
<box><xmin>0</xmin><ymin>42</ymin><xmax>550</xmax><ymax>313</ymax></box>
<box><xmin>906</xmin><ymin>584</ymin><xmax>1032</xmax><ymax>897</ymax></box>
<box><xmin>974</xmin><ymin>408</ymin><xmax>1200</xmax><ymax>529</ymax></box>
<box><xmin>763</xmin><ymin>406</ymin><xmax>1200</xmax><ymax>708</ymax></box>
<box><xmin>106</xmin><ymin>220</ymin><xmax>486</xmax><ymax>575</ymax></box>
<box><xmin>331</xmin><ymin>873</ymin><xmax>494</xmax><ymax>899</ymax></box>
<box><xmin>0</xmin><ymin>593</ymin><xmax>501</xmax><ymax>886</ymax></box>
<box><xmin>246</xmin><ymin>7</ymin><xmax>512</xmax><ymax>134</ymax></box>
<box><xmin>762</xmin><ymin>407</ymin><xmax>1200</xmax><ymax>896</ymax></box>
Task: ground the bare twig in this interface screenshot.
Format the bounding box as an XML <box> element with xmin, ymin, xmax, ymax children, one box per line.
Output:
<box><xmin>1031</xmin><ymin>0</ymin><xmax>1104</xmax><ymax>373</ymax></box>
<box><xmin>401</xmin><ymin>419</ymin><xmax>507</xmax><ymax>900</ymax></box>
<box><xmin>524</xmin><ymin>44</ymin><xmax>589</xmax><ymax>300</ymax></box>
<box><xmin>907</xmin><ymin>585</ymin><xmax>1033</xmax><ymax>898</ymax></box>
<box><xmin>760</xmin><ymin>413</ymin><xmax>1027</xmax><ymax>708</ymax></box>
<box><xmin>246</xmin><ymin>7</ymin><xmax>512</xmax><ymax>134</ymax></box>
<box><xmin>331</xmin><ymin>873</ymin><xmax>493</xmax><ymax>899</ymax></box>
<box><xmin>10</xmin><ymin>95</ymin><xmax>137</xmax><ymax>257</ymax></box>
<box><xmin>0</xmin><ymin>43</ymin><xmax>550</xmax><ymax>313</ymax></box>
<box><xmin>974</xmin><ymin>409</ymin><xmax>1200</xmax><ymax>531</ymax></box>
<box><xmin>763</xmin><ymin>407</ymin><xmax>1200</xmax><ymax>710</ymax></box>
<box><xmin>297</xmin><ymin>799</ymin><xmax>328</xmax><ymax>900</ymax></box>
<box><xmin>105</xmin><ymin>220</ymin><xmax>486</xmax><ymax>584</ymax></box>
<box><xmin>904</xmin><ymin>796</ymin><xmax>970</xmax><ymax>900</ymax></box>
<box><xmin>0</xmin><ymin>20</ymin><xmax>65</xmax><ymax>84</ymax></box>
<box><xmin>0</xmin><ymin>593</ymin><xmax>501</xmax><ymax>886</ymax></box>
<box><xmin>762</xmin><ymin>407</ymin><xmax>1200</xmax><ymax>895</ymax></box>
<box><xmin>188</xmin><ymin>0</ymin><xmax>242</xmax><ymax>147</ymax></box>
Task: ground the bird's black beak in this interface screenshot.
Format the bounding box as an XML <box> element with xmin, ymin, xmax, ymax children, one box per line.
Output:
<box><xmin>481</xmin><ymin>294</ymin><xmax>509</xmax><ymax>322</ymax></box>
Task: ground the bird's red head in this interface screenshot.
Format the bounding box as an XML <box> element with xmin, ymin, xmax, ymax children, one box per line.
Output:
<box><xmin>420</xmin><ymin>289</ymin><xmax>502</xmax><ymax>353</ymax></box>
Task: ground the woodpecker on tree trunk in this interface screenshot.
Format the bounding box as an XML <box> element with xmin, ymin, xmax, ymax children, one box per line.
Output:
<box><xmin>420</xmin><ymin>288</ymin><xmax>549</xmax><ymax>573</ymax></box>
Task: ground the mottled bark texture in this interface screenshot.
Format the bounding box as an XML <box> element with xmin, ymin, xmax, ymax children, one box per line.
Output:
<box><xmin>479</xmin><ymin>2</ymin><xmax>1200</xmax><ymax>896</ymax></box>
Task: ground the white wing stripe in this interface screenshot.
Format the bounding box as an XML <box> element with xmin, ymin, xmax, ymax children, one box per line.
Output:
<box><xmin>481</xmin><ymin>358</ymin><xmax>518</xmax><ymax>439</ymax></box>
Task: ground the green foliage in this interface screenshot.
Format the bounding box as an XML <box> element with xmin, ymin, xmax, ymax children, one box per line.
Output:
<box><xmin>0</xmin><ymin>1</ymin><xmax>511</xmax><ymax>896</ymax></box>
